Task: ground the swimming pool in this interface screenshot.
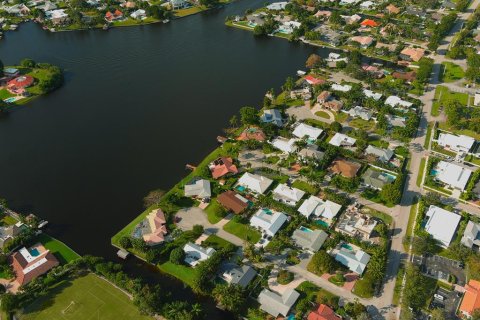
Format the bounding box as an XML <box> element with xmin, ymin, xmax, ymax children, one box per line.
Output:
<box><xmin>300</xmin><ymin>226</ymin><xmax>313</xmax><ymax>232</ymax></box>
<box><xmin>4</xmin><ymin>97</ymin><xmax>16</xmax><ymax>103</ymax></box>
<box><xmin>380</xmin><ymin>172</ymin><xmax>396</xmax><ymax>183</ymax></box>
<box><xmin>286</xmin><ymin>314</ymin><xmax>295</xmax><ymax>320</ymax></box>
<box><xmin>30</xmin><ymin>248</ymin><xmax>40</xmax><ymax>256</ymax></box>
<box><xmin>236</xmin><ymin>185</ymin><xmax>246</xmax><ymax>192</ymax></box>
<box><xmin>315</xmin><ymin>220</ymin><xmax>329</xmax><ymax>228</ymax></box>
<box><xmin>430</xmin><ymin>169</ymin><xmax>439</xmax><ymax>176</ymax></box>
<box><xmin>341</xmin><ymin>243</ymin><xmax>353</xmax><ymax>250</ymax></box>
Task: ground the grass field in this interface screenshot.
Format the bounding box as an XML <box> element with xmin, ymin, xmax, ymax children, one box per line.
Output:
<box><xmin>18</xmin><ymin>274</ymin><xmax>151</xmax><ymax>320</ymax></box>
<box><xmin>36</xmin><ymin>234</ymin><xmax>81</xmax><ymax>264</ymax></box>
<box><xmin>223</xmin><ymin>218</ymin><xmax>261</xmax><ymax>243</ymax></box>
<box><xmin>291</xmin><ymin>180</ymin><xmax>318</xmax><ymax>195</ymax></box>
<box><xmin>424</xmin><ymin>122</ymin><xmax>433</xmax><ymax>149</ymax></box>
<box><xmin>315</xmin><ymin>111</ymin><xmax>330</xmax><ymax>119</ymax></box>
<box><xmin>349</xmin><ymin>118</ymin><xmax>375</xmax><ymax>131</ymax></box>
<box><xmin>158</xmin><ymin>261</ymin><xmax>198</xmax><ymax>287</ymax></box>
<box><xmin>440</xmin><ymin>62</ymin><xmax>465</xmax><ymax>83</ymax></box>
<box><xmin>204</xmin><ymin>199</ymin><xmax>224</xmax><ymax>224</ymax></box>
<box><xmin>416</xmin><ymin>158</ymin><xmax>426</xmax><ymax>187</ymax></box>
<box><xmin>431</xmin><ymin>86</ymin><xmax>469</xmax><ymax>116</ymax></box>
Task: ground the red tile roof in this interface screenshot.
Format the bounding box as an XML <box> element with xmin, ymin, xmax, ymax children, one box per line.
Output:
<box><xmin>307</xmin><ymin>304</ymin><xmax>341</xmax><ymax>320</ymax></box>
<box><xmin>209</xmin><ymin>157</ymin><xmax>238</xmax><ymax>179</ymax></box>
<box><xmin>361</xmin><ymin>19</ymin><xmax>378</xmax><ymax>27</ymax></box>
<box><xmin>237</xmin><ymin>127</ymin><xmax>266</xmax><ymax>142</ymax></box>
<box><xmin>11</xmin><ymin>245</ymin><xmax>59</xmax><ymax>286</ymax></box>
<box><xmin>460</xmin><ymin>280</ymin><xmax>480</xmax><ymax>316</ymax></box>
<box><xmin>305</xmin><ymin>75</ymin><xmax>325</xmax><ymax>86</ymax></box>
<box><xmin>7</xmin><ymin>75</ymin><xmax>34</xmax><ymax>89</ymax></box>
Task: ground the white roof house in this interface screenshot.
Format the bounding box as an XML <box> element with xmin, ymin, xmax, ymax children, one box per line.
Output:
<box><xmin>292</xmin><ymin>227</ymin><xmax>328</xmax><ymax>252</ymax></box>
<box><xmin>424</xmin><ymin>205</ymin><xmax>461</xmax><ymax>247</ymax></box>
<box><xmin>183</xmin><ymin>243</ymin><xmax>216</xmax><ymax>267</ymax></box>
<box><xmin>348</xmin><ymin>106</ymin><xmax>374</xmax><ymax>121</ymax></box>
<box><xmin>360</xmin><ymin>0</ymin><xmax>375</xmax><ymax>9</ymax></box>
<box><xmin>272</xmin><ymin>184</ymin><xmax>305</xmax><ymax>206</ymax></box>
<box><xmin>385</xmin><ymin>96</ymin><xmax>413</xmax><ymax>109</ymax></box>
<box><xmin>363</xmin><ymin>89</ymin><xmax>383</xmax><ymax>101</ymax></box>
<box><xmin>261</xmin><ymin>109</ymin><xmax>284</xmax><ymax>127</ymax></box>
<box><xmin>298</xmin><ymin>195</ymin><xmax>342</xmax><ymax>220</ymax></box>
<box><xmin>292</xmin><ymin>123</ymin><xmax>323</xmax><ymax>140</ymax></box>
<box><xmin>365</xmin><ymin>145</ymin><xmax>394</xmax><ymax>162</ymax></box>
<box><xmin>237</xmin><ymin>173</ymin><xmax>273</xmax><ymax>195</ymax></box>
<box><xmin>266</xmin><ymin>1</ymin><xmax>288</xmax><ymax>10</ymax></box>
<box><xmin>250</xmin><ymin>208</ymin><xmax>288</xmax><ymax>236</ymax></box>
<box><xmin>130</xmin><ymin>9</ymin><xmax>146</xmax><ymax>19</ymax></box>
<box><xmin>475</xmin><ymin>93</ymin><xmax>480</xmax><ymax>106</ymax></box>
<box><xmin>258</xmin><ymin>288</ymin><xmax>300</xmax><ymax>317</ymax></box>
<box><xmin>184</xmin><ymin>179</ymin><xmax>211</xmax><ymax>198</ymax></box>
<box><xmin>271</xmin><ymin>137</ymin><xmax>299</xmax><ymax>153</ymax></box>
<box><xmin>329</xmin><ymin>133</ymin><xmax>356</xmax><ymax>147</ymax></box>
<box><xmin>331</xmin><ymin>83</ymin><xmax>352</xmax><ymax>92</ymax></box>
<box><xmin>332</xmin><ymin>243</ymin><xmax>371</xmax><ymax>275</ymax></box>
<box><xmin>437</xmin><ymin>133</ymin><xmax>475</xmax><ymax>154</ymax></box>
<box><xmin>46</xmin><ymin>9</ymin><xmax>68</xmax><ymax>19</ymax></box>
<box><xmin>435</xmin><ymin>161</ymin><xmax>472</xmax><ymax>191</ymax></box>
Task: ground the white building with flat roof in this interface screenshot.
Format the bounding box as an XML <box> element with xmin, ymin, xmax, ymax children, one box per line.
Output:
<box><xmin>331</xmin><ymin>83</ymin><xmax>352</xmax><ymax>92</ymax></box>
<box><xmin>270</xmin><ymin>137</ymin><xmax>299</xmax><ymax>153</ymax></box>
<box><xmin>272</xmin><ymin>184</ymin><xmax>305</xmax><ymax>206</ymax></box>
<box><xmin>292</xmin><ymin>123</ymin><xmax>323</xmax><ymax>140</ymax></box>
<box><xmin>435</xmin><ymin>161</ymin><xmax>472</xmax><ymax>191</ymax></box>
<box><xmin>329</xmin><ymin>133</ymin><xmax>356</xmax><ymax>147</ymax></box>
<box><xmin>250</xmin><ymin>208</ymin><xmax>288</xmax><ymax>236</ymax></box>
<box><xmin>424</xmin><ymin>205</ymin><xmax>461</xmax><ymax>247</ymax></box>
<box><xmin>437</xmin><ymin>133</ymin><xmax>475</xmax><ymax>154</ymax></box>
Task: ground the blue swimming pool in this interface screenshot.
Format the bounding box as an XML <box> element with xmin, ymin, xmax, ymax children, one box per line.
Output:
<box><xmin>236</xmin><ymin>185</ymin><xmax>246</xmax><ymax>192</ymax></box>
<box><xmin>341</xmin><ymin>244</ymin><xmax>353</xmax><ymax>250</ymax></box>
<box><xmin>300</xmin><ymin>226</ymin><xmax>313</xmax><ymax>232</ymax></box>
<box><xmin>30</xmin><ymin>248</ymin><xmax>40</xmax><ymax>256</ymax></box>
<box><xmin>315</xmin><ymin>220</ymin><xmax>329</xmax><ymax>228</ymax></box>
<box><xmin>4</xmin><ymin>97</ymin><xmax>16</xmax><ymax>103</ymax></box>
<box><xmin>430</xmin><ymin>169</ymin><xmax>439</xmax><ymax>176</ymax></box>
<box><xmin>286</xmin><ymin>314</ymin><xmax>295</xmax><ymax>320</ymax></box>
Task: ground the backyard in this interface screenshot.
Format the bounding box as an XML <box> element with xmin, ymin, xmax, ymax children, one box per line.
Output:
<box><xmin>36</xmin><ymin>234</ymin><xmax>81</xmax><ymax>264</ymax></box>
<box><xmin>223</xmin><ymin>217</ymin><xmax>261</xmax><ymax>244</ymax></box>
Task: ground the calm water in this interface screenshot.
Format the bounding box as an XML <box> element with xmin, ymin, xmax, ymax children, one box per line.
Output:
<box><xmin>0</xmin><ymin>2</ymin><xmax>326</xmax><ymax>316</ymax></box>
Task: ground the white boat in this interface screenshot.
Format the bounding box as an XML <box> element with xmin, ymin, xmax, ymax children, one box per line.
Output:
<box><xmin>38</xmin><ymin>220</ymin><xmax>49</xmax><ymax>228</ymax></box>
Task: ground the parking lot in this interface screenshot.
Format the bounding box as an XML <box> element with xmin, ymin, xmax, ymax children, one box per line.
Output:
<box><xmin>429</xmin><ymin>287</ymin><xmax>462</xmax><ymax>319</ymax></box>
<box><xmin>412</xmin><ymin>254</ymin><xmax>466</xmax><ymax>286</ymax></box>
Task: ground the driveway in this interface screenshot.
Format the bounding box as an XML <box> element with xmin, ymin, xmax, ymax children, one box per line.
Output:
<box><xmin>286</xmin><ymin>104</ymin><xmax>333</xmax><ymax>124</ymax></box>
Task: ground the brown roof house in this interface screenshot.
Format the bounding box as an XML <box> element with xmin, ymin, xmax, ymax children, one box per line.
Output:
<box><xmin>330</xmin><ymin>159</ymin><xmax>361</xmax><ymax>178</ymax></box>
<box><xmin>385</xmin><ymin>4</ymin><xmax>400</xmax><ymax>14</ymax></box>
<box><xmin>217</xmin><ymin>190</ymin><xmax>249</xmax><ymax>214</ymax></box>
<box><xmin>392</xmin><ymin>71</ymin><xmax>417</xmax><ymax>83</ymax></box>
<box><xmin>11</xmin><ymin>244</ymin><xmax>59</xmax><ymax>286</ymax></box>
<box><xmin>399</xmin><ymin>47</ymin><xmax>425</xmax><ymax>62</ymax></box>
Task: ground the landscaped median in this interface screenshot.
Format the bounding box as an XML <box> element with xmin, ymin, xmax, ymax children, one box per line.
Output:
<box><xmin>416</xmin><ymin>158</ymin><xmax>426</xmax><ymax>187</ymax></box>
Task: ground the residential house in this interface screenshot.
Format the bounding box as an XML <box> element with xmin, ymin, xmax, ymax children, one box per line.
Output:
<box><xmin>271</xmin><ymin>137</ymin><xmax>299</xmax><ymax>153</ymax></box>
<box><xmin>183</xmin><ymin>243</ymin><xmax>216</xmax><ymax>267</ymax></box>
<box><xmin>437</xmin><ymin>133</ymin><xmax>475</xmax><ymax>154</ymax></box>
<box><xmin>360</xmin><ymin>19</ymin><xmax>378</xmax><ymax>27</ymax></box>
<box><xmin>184</xmin><ymin>179</ymin><xmax>211</xmax><ymax>198</ymax></box>
<box><xmin>461</xmin><ymin>221</ymin><xmax>480</xmax><ymax>249</ymax></box>
<box><xmin>293</xmin><ymin>123</ymin><xmax>323</xmax><ymax>141</ymax></box>
<box><xmin>342</xmin><ymin>14</ymin><xmax>362</xmax><ymax>24</ymax></box>
<box><xmin>130</xmin><ymin>9</ymin><xmax>146</xmax><ymax>19</ymax></box>
<box><xmin>136</xmin><ymin>208</ymin><xmax>168</xmax><ymax>246</ymax></box>
<box><xmin>292</xmin><ymin>227</ymin><xmax>328</xmax><ymax>252</ymax></box>
<box><xmin>298</xmin><ymin>195</ymin><xmax>342</xmax><ymax>223</ymax></box>
<box><xmin>217</xmin><ymin>190</ymin><xmax>249</xmax><ymax>214</ymax></box>
<box><xmin>258</xmin><ymin>288</ymin><xmax>300</xmax><ymax>317</ymax></box>
<box><xmin>385</xmin><ymin>4</ymin><xmax>400</xmax><ymax>14</ymax></box>
<box><xmin>331</xmin><ymin>243</ymin><xmax>371</xmax><ymax>275</ymax></box>
<box><xmin>400</xmin><ymin>47</ymin><xmax>425</xmax><ymax>62</ymax></box>
<box><xmin>37</xmin><ymin>1</ymin><xmax>57</xmax><ymax>11</ymax></box>
<box><xmin>360</xmin><ymin>1</ymin><xmax>375</xmax><ymax>10</ymax></box>
<box><xmin>330</xmin><ymin>159</ymin><xmax>361</xmax><ymax>178</ymax></box>
<box><xmin>237</xmin><ymin>172</ymin><xmax>273</xmax><ymax>195</ymax></box>
<box><xmin>385</xmin><ymin>95</ymin><xmax>413</xmax><ymax>109</ymax></box>
<box><xmin>362</xmin><ymin>168</ymin><xmax>396</xmax><ymax>190</ymax></box>
<box><xmin>11</xmin><ymin>244</ymin><xmax>59</xmax><ymax>285</ymax></box>
<box><xmin>0</xmin><ymin>223</ymin><xmax>23</xmax><ymax>250</ymax></box>
<box><xmin>237</xmin><ymin>127</ymin><xmax>266</xmax><ymax>142</ymax></box>
<box><xmin>4</xmin><ymin>4</ymin><xmax>30</xmax><ymax>16</ymax></box>
<box><xmin>424</xmin><ymin>205</ymin><xmax>461</xmax><ymax>247</ymax></box>
<box><xmin>331</xmin><ymin>84</ymin><xmax>352</xmax><ymax>92</ymax></box>
<box><xmin>220</xmin><ymin>263</ymin><xmax>257</xmax><ymax>288</ymax></box>
<box><xmin>434</xmin><ymin>161</ymin><xmax>472</xmax><ymax>191</ymax></box>
<box><xmin>105</xmin><ymin>9</ymin><xmax>124</xmax><ymax>22</ymax></box>
<box><xmin>307</xmin><ymin>304</ymin><xmax>341</xmax><ymax>320</ymax></box>
<box><xmin>318</xmin><ymin>91</ymin><xmax>343</xmax><ymax>112</ymax></box>
<box><xmin>475</xmin><ymin>92</ymin><xmax>480</xmax><ymax>107</ymax></box>
<box><xmin>392</xmin><ymin>71</ymin><xmax>417</xmax><ymax>83</ymax></box>
<box><xmin>314</xmin><ymin>10</ymin><xmax>332</xmax><ymax>19</ymax></box>
<box><xmin>405</xmin><ymin>6</ymin><xmax>426</xmax><ymax>18</ymax></box>
<box><xmin>46</xmin><ymin>9</ymin><xmax>68</xmax><ymax>24</ymax></box>
<box><xmin>209</xmin><ymin>157</ymin><xmax>238</xmax><ymax>179</ymax></box>
<box><xmin>386</xmin><ymin>114</ymin><xmax>406</xmax><ymax>128</ymax></box>
<box><xmin>363</xmin><ymin>89</ymin><xmax>383</xmax><ymax>101</ymax></box>
<box><xmin>329</xmin><ymin>133</ymin><xmax>356</xmax><ymax>147</ymax></box>
<box><xmin>266</xmin><ymin>1</ymin><xmax>288</xmax><ymax>10</ymax></box>
<box><xmin>313</xmin><ymin>24</ymin><xmax>342</xmax><ymax>46</ymax></box>
<box><xmin>170</xmin><ymin>0</ymin><xmax>187</xmax><ymax>9</ymax></box>
<box><xmin>459</xmin><ymin>280</ymin><xmax>480</xmax><ymax>318</ymax></box>
<box><xmin>365</xmin><ymin>145</ymin><xmax>394</xmax><ymax>163</ymax></box>
<box><xmin>272</xmin><ymin>184</ymin><xmax>305</xmax><ymax>206</ymax></box>
<box><xmin>250</xmin><ymin>208</ymin><xmax>288</xmax><ymax>236</ymax></box>
<box><xmin>350</xmin><ymin>36</ymin><xmax>374</xmax><ymax>48</ymax></box>
<box><xmin>261</xmin><ymin>109</ymin><xmax>284</xmax><ymax>127</ymax></box>
<box><xmin>298</xmin><ymin>145</ymin><xmax>325</xmax><ymax>161</ymax></box>
<box><xmin>375</xmin><ymin>42</ymin><xmax>398</xmax><ymax>54</ymax></box>
<box><xmin>3</xmin><ymin>68</ymin><xmax>19</xmax><ymax>78</ymax></box>
<box><xmin>317</xmin><ymin>91</ymin><xmax>331</xmax><ymax>104</ymax></box>
<box><xmin>304</xmin><ymin>75</ymin><xmax>326</xmax><ymax>86</ymax></box>
<box><xmin>339</xmin><ymin>0</ymin><xmax>361</xmax><ymax>5</ymax></box>
<box><xmin>335</xmin><ymin>205</ymin><xmax>377</xmax><ymax>240</ymax></box>
<box><xmin>348</xmin><ymin>106</ymin><xmax>373</xmax><ymax>121</ymax></box>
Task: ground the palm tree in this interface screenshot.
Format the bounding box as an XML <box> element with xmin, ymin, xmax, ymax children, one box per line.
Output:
<box><xmin>191</xmin><ymin>303</ymin><xmax>203</xmax><ymax>319</ymax></box>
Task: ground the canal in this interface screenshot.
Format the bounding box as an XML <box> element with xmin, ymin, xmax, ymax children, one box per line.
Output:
<box><xmin>0</xmin><ymin>0</ymin><xmax>329</xmax><ymax>316</ymax></box>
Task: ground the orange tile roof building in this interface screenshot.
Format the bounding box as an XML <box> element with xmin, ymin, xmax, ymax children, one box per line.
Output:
<box><xmin>237</xmin><ymin>127</ymin><xmax>266</xmax><ymax>142</ymax></box>
<box><xmin>460</xmin><ymin>280</ymin><xmax>480</xmax><ymax>318</ymax></box>
<box><xmin>330</xmin><ymin>159</ymin><xmax>361</xmax><ymax>178</ymax></box>
<box><xmin>307</xmin><ymin>304</ymin><xmax>341</xmax><ymax>320</ymax></box>
<box><xmin>360</xmin><ymin>19</ymin><xmax>378</xmax><ymax>27</ymax></box>
<box><xmin>209</xmin><ymin>157</ymin><xmax>238</xmax><ymax>179</ymax></box>
<box><xmin>11</xmin><ymin>244</ymin><xmax>59</xmax><ymax>286</ymax></box>
<box><xmin>142</xmin><ymin>209</ymin><xmax>168</xmax><ymax>245</ymax></box>
<box><xmin>400</xmin><ymin>47</ymin><xmax>425</xmax><ymax>62</ymax></box>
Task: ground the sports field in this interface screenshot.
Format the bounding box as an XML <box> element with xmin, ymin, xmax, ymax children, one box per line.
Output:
<box><xmin>18</xmin><ymin>274</ymin><xmax>151</xmax><ymax>320</ymax></box>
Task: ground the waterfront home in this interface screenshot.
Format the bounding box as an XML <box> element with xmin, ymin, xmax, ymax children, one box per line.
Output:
<box><xmin>437</xmin><ymin>133</ymin><xmax>475</xmax><ymax>154</ymax></box>
<box><xmin>220</xmin><ymin>263</ymin><xmax>257</xmax><ymax>288</ymax></box>
<box><xmin>331</xmin><ymin>83</ymin><xmax>352</xmax><ymax>93</ymax></box>
<box><xmin>459</xmin><ymin>280</ymin><xmax>480</xmax><ymax>318</ymax></box>
<box><xmin>298</xmin><ymin>195</ymin><xmax>342</xmax><ymax>223</ymax></box>
<box><xmin>313</xmin><ymin>24</ymin><xmax>341</xmax><ymax>46</ymax></box>
<box><xmin>183</xmin><ymin>242</ymin><xmax>216</xmax><ymax>267</ymax></box>
<box><xmin>208</xmin><ymin>157</ymin><xmax>238</xmax><ymax>179</ymax></box>
<box><xmin>329</xmin><ymin>159</ymin><xmax>361</xmax><ymax>178</ymax></box>
<box><xmin>105</xmin><ymin>9</ymin><xmax>124</xmax><ymax>22</ymax></box>
<box><xmin>7</xmin><ymin>75</ymin><xmax>34</xmax><ymax>94</ymax></box>
<box><xmin>424</xmin><ymin>205</ymin><xmax>461</xmax><ymax>247</ymax></box>
<box><xmin>278</xmin><ymin>21</ymin><xmax>302</xmax><ymax>34</ymax></box>
<box><xmin>329</xmin><ymin>133</ymin><xmax>356</xmax><ymax>147</ymax></box>
<box><xmin>266</xmin><ymin>1</ymin><xmax>288</xmax><ymax>10</ymax></box>
<box><xmin>272</xmin><ymin>184</ymin><xmax>305</xmax><ymax>206</ymax></box>
<box><xmin>184</xmin><ymin>179</ymin><xmax>211</xmax><ymax>199</ymax></box>
<box><xmin>330</xmin><ymin>243</ymin><xmax>370</xmax><ymax>275</ymax></box>
<box><xmin>130</xmin><ymin>9</ymin><xmax>146</xmax><ymax>19</ymax></box>
<box><xmin>307</xmin><ymin>304</ymin><xmax>341</xmax><ymax>320</ymax></box>
<box><xmin>350</xmin><ymin>36</ymin><xmax>374</xmax><ymax>48</ymax></box>
<box><xmin>298</xmin><ymin>145</ymin><xmax>325</xmax><ymax>162</ymax></box>
<box><xmin>237</xmin><ymin>172</ymin><xmax>273</xmax><ymax>195</ymax></box>
<box><xmin>385</xmin><ymin>95</ymin><xmax>413</xmax><ymax>109</ymax></box>
<box><xmin>3</xmin><ymin>68</ymin><xmax>19</xmax><ymax>78</ymax></box>
<box><xmin>292</xmin><ymin>123</ymin><xmax>323</xmax><ymax>141</ymax></box>
<box><xmin>37</xmin><ymin>1</ymin><xmax>57</xmax><ymax>11</ymax></box>
<box><xmin>347</xmin><ymin>106</ymin><xmax>374</xmax><ymax>121</ymax></box>
<box><xmin>217</xmin><ymin>190</ymin><xmax>249</xmax><ymax>214</ymax></box>
<box><xmin>135</xmin><ymin>208</ymin><xmax>168</xmax><ymax>246</ymax></box>
<box><xmin>4</xmin><ymin>3</ymin><xmax>30</xmax><ymax>16</ymax></box>
<box><xmin>335</xmin><ymin>205</ymin><xmax>377</xmax><ymax>240</ymax></box>
<box><xmin>365</xmin><ymin>145</ymin><xmax>394</xmax><ymax>163</ymax></box>
<box><xmin>362</xmin><ymin>168</ymin><xmax>395</xmax><ymax>190</ymax></box>
<box><xmin>258</xmin><ymin>288</ymin><xmax>300</xmax><ymax>317</ymax></box>
<box><xmin>237</xmin><ymin>126</ymin><xmax>266</xmax><ymax>142</ymax></box>
<box><xmin>434</xmin><ymin>161</ymin><xmax>472</xmax><ymax>191</ymax></box>
<box><xmin>170</xmin><ymin>0</ymin><xmax>187</xmax><ymax>9</ymax></box>
<box><xmin>0</xmin><ymin>222</ymin><xmax>23</xmax><ymax>250</ymax></box>
<box><xmin>250</xmin><ymin>208</ymin><xmax>288</xmax><ymax>237</ymax></box>
<box><xmin>461</xmin><ymin>221</ymin><xmax>480</xmax><ymax>249</ymax></box>
<box><xmin>261</xmin><ymin>109</ymin><xmax>284</xmax><ymax>127</ymax></box>
<box><xmin>271</xmin><ymin>136</ymin><xmax>299</xmax><ymax>154</ymax></box>
<box><xmin>292</xmin><ymin>227</ymin><xmax>328</xmax><ymax>252</ymax></box>
<box><xmin>400</xmin><ymin>47</ymin><xmax>425</xmax><ymax>62</ymax></box>
<box><xmin>11</xmin><ymin>244</ymin><xmax>59</xmax><ymax>285</ymax></box>
<box><xmin>339</xmin><ymin>0</ymin><xmax>361</xmax><ymax>5</ymax></box>
<box><xmin>304</xmin><ymin>75</ymin><xmax>325</xmax><ymax>86</ymax></box>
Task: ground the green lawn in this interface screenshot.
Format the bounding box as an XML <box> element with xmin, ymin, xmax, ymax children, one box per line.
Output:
<box><xmin>431</xmin><ymin>144</ymin><xmax>456</xmax><ymax>157</ymax></box>
<box><xmin>416</xmin><ymin>158</ymin><xmax>426</xmax><ymax>187</ymax></box>
<box><xmin>349</xmin><ymin>118</ymin><xmax>375</xmax><ymax>131</ymax></box>
<box><xmin>202</xmin><ymin>234</ymin><xmax>236</xmax><ymax>250</ymax></box>
<box><xmin>204</xmin><ymin>199</ymin><xmax>224</xmax><ymax>224</ymax></box>
<box><xmin>424</xmin><ymin>122</ymin><xmax>433</xmax><ymax>149</ymax></box>
<box><xmin>440</xmin><ymin>62</ymin><xmax>465</xmax><ymax>83</ymax></box>
<box><xmin>0</xmin><ymin>89</ymin><xmax>14</xmax><ymax>100</ymax></box>
<box><xmin>174</xmin><ymin>6</ymin><xmax>206</xmax><ymax>17</ymax></box>
<box><xmin>36</xmin><ymin>234</ymin><xmax>81</xmax><ymax>264</ymax></box>
<box><xmin>392</xmin><ymin>264</ymin><xmax>405</xmax><ymax>306</ymax></box>
<box><xmin>404</xmin><ymin>198</ymin><xmax>418</xmax><ymax>251</ymax></box>
<box><xmin>1</xmin><ymin>215</ymin><xmax>18</xmax><ymax>226</ymax></box>
<box><xmin>361</xmin><ymin>207</ymin><xmax>392</xmax><ymax>225</ymax></box>
<box><xmin>158</xmin><ymin>261</ymin><xmax>198</xmax><ymax>287</ymax></box>
<box><xmin>223</xmin><ymin>219</ymin><xmax>261</xmax><ymax>243</ymax></box>
<box><xmin>432</xmin><ymin>86</ymin><xmax>469</xmax><ymax>116</ymax></box>
<box><xmin>438</xmin><ymin>122</ymin><xmax>480</xmax><ymax>140</ymax></box>
<box><xmin>335</xmin><ymin>112</ymin><xmax>348</xmax><ymax>123</ymax></box>
<box><xmin>315</xmin><ymin>111</ymin><xmax>331</xmax><ymax>119</ymax></box>
<box><xmin>18</xmin><ymin>274</ymin><xmax>151</xmax><ymax>320</ymax></box>
<box><xmin>291</xmin><ymin>180</ymin><xmax>318</xmax><ymax>195</ymax></box>
<box><xmin>465</xmin><ymin>154</ymin><xmax>480</xmax><ymax>166</ymax></box>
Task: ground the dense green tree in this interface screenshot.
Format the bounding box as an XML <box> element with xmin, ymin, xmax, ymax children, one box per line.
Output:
<box><xmin>308</xmin><ymin>250</ymin><xmax>337</xmax><ymax>275</ymax></box>
<box><xmin>169</xmin><ymin>247</ymin><xmax>184</xmax><ymax>265</ymax></box>
<box><xmin>119</xmin><ymin>236</ymin><xmax>132</xmax><ymax>249</ymax></box>
<box><xmin>239</xmin><ymin>106</ymin><xmax>259</xmax><ymax>125</ymax></box>
<box><xmin>212</xmin><ymin>284</ymin><xmax>246</xmax><ymax>313</ymax></box>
